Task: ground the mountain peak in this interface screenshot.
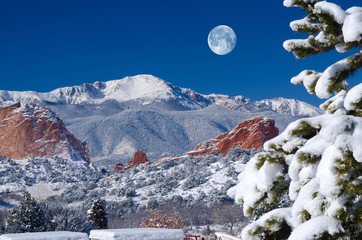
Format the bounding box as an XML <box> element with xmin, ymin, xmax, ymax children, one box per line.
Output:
<box><xmin>256</xmin><ymin>97</ymin><xmax>322</xmax><ymax>116</ymax></box>
<box><xmin>46</xmin><ymin>74</ymin><xmax>173</xmax><ymax>104</ymax></box>
<box><xmin>101</xmin><ymin>74</ymin><xmax>174</xmax><ymax>102</ymax></box>
<box><xmin>0</xmin><ymin>74</ymin><xmax>321</xmax><ymax>116</ymax></box>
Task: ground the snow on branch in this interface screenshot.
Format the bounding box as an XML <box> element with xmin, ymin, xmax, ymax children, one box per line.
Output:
<box><xmin>290</xmin><ymin>70</ymin><xmax>321</xmax><ymax>94</ymax></box>
<box><xmin>316</xmin><ymin>52</ymin><xmax>360</xmax><ymax>99</ymax></box>
<box><xmin>344</xmin><ymin>83</ymin><xmax>362</xmax><ymax>113</ymax></box>
<box><xmin>314</xmin><ymin>1</ymin><xmax>346</xmax><ymax>24</ymax></box>
<box><xmin>283</xmin><ymin>0</ymin><xmax>318</xmax><ymax>8</ymax></box>
<box><xmin>343</xmin><ymin>10</ymin><xmax>362</xmax><ymax>43</ymax></box>
<box><xmin>290</xmin><ymin>17</ymin><xmax>319</xmax><ymax>34</ymax></box>
<box><xmin>289</xmin><ymin>216</ymin><xmax>344</xmax><ymax>240</ymax></box>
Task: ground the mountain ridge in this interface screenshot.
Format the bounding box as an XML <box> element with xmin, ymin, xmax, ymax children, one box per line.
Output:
<box><xmin>0</xmin><ymin>74</ymin><xmax>321</xmax><ymax>117</ymax></box>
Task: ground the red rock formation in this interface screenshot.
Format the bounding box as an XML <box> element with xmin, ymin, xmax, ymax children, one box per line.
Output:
<box><xmin>187</xmin><ymin>117</ymin><xmax>279</xmax><ymax>156</ymax></box>
<box><xmin>0</xmin><ymin>102</ymin><xmax>90</xmax><ymax>163</ymax></box>
<box><xmin>115</xmin><ymin>150</ymin><xmax>150</xmax><ymax>171</ymax></box>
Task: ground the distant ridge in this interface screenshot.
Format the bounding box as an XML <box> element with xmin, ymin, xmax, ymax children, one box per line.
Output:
<box><xmin>0</xmin><ymin>74</ymin><xmax>321</xmax><ymax>117</ymax></box>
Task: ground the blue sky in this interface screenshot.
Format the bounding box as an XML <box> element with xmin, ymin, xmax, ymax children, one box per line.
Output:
<box><xmin>0</xmin><ymin>0</ymin><xmax>360</xmax><ymax>106</ymax></box>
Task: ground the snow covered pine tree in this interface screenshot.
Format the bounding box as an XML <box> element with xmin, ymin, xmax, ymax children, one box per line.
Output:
<box><xmin>87</xmin><ymin>199</ymin><xmax>108</xmax><ymax>229</ymax></box>
<box><xmin>228</xmin><ymin>0</ymin><xmax>361</xmax><ymax>239</ymax></box>
<box><xmin>6</xmin><ymin>191</ymin><xmax>46</xmax><ymax>233</ymax></box>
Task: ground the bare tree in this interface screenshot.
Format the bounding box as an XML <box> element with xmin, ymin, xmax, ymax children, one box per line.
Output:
<box><xmin>140</xmin><ymin>208</ymin><xmax>188</xmax><ymax>231</ymax></box>
<box><xmin>183</xmin><ymin>205</ymin><xmax>212</xmax><ymax>227</ymax></box>
<box><xmin>212</xmin><ymin>204</ymin><xmax>244</xmax><ymax>234</ymax></box>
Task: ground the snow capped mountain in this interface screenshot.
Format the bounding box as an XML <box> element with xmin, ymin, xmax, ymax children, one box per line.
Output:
<box><xmin>0</xmin><ymin>75</ymin><xmax>175</xmax><ymax>105</ymax></box>
<box><xmin>0</xmin><ymin>75</ymin><xmax>205</xmax><ymax>109</ymax></box>
<box><xmin>0</xmin><ymin>75</ymin><xmax>322</xmax><ymax>167</ymax></box>
<box><xmin>255</xmin><ymin>97</ymin><xmax>321</xmax><ymax>117</ymax></box>
<box><xmin>0</xmin><ymin>74</ymin><xmax>321</xmax><ymax>116</ymax></box>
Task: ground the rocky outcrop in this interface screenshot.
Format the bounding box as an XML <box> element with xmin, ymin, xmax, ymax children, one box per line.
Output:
<box><xmin>0</xmin><ymin>102</ymin><xmax>90</xmax><ymax>163</ymax></box>
<box><xmin>187</xmin><ymin>117</ymin><xmax>279</xmax><ymax>156</ymax></box>
<box><xmin>118</xmin><ymin>118</ymin><xmax>279</xmax><ymax>168</ymax></box>
<box><xmin>115</xmin><ymin>150</ymin><xmax>150</xmax><ymax>171</ymax></box>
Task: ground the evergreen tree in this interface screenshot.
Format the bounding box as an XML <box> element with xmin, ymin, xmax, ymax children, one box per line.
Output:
<box><xmin>87</xmin><ymin>199</ymin><xmax>108</xmax><ymax>229</ymax></box>
<box><xmin>229</xmin><ymin>0</ymin><xmax>361</xmax><ymax>239</ymax></box>
<box><xmin>6</xmin><ymin>191</ymin><xmax>46</xmax><ymax>233</ymax></box>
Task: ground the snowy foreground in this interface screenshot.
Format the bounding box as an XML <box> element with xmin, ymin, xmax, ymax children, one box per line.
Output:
<box><xmin>89</xmin><ymin>228</ymin><xmax>185</xmax><ymax>240</ymax></box>
<box><xmin>0</xmin><ymin>231</ymin><xmax>88</xmax><ymax>240</ymax></box>
<box><xmin>0</xmin><ymin>228</ymin><xmax>186</xmax><ymax>240</ymax></box>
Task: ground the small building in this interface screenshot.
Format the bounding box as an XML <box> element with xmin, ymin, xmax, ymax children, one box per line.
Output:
<box><xmin>0</xmin><ymin>231</ymin><xmax>89</xmax><ymax>240</ymax></box>
<box><xmin>89</xmin><ymin>228</ymin><xmax>185</xmax><ymax>240</ymax></box>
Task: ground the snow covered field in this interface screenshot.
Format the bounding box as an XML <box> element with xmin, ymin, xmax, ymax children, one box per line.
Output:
<box><xmin>0</xmin><ymin>231</ymin><xmax>88</xmax><ymax>240</ymax></box>
<box><xmin>89</xmin><ymin>228</ymin><xmax>185</xmax><ymax>240</ymax></box>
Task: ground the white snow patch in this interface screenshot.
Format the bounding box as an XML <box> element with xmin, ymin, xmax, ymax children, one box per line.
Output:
<box><xmin>112</xmin><ymin>137</ymin><xmax>137</xmax><ymax>156</ymax></box>
<box><xmin>344</xmin><ymin>83</ymin><xmax>362</xmax><ymax>111</ymax></box>
<box><xmin>283</xmin><ymin>39</ymin><xmax>312</xmax><ymax>53</ymax></box>
<box><xmin>27</xmin><ymin>183</ymin><xmax>62</xmax><ymax>199</ymax></box>
<box><xmin>241</xmin><ymin>208</ymin><xmax>293</xmax><ymax>239</ymax></box>
<box><xmin>315</xmin><ymin>57</ymin><xmax>350</xmax><ymax>99</ymax></box>
<box><xmin>288</xmin><ymin>216</ymin><xmax>343</xmax><ymax>240</ymax></box>
<box><xmin>314</xmin><ymin>1</ymin><xmax>346</xmax><ymax>24</ymax></box>
<box><xmin>343</xmin><ymin>10</ymin><xmax>362</xmax><ymax>42</ymax></box>
<box><xmin>89</xmin><ymin>228</ymin><xmax>185</xmax><ymax>240</ymax></box>
<box><xmin>0</xmin><ymin>231</ymin><xmax>88</xmax><ymax>240</ymax></box>
<box><xmin>283</xmin><ymin>0</ymin><xmax>318</xmax><ymax>8</ymax></box>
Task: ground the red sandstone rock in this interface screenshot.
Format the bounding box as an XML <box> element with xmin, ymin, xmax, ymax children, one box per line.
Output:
<box><xmin>116</xmin><ymin>117</ymin><xmax>279</xmax><ymax>168</ymax></box>
<box><xmin>187</xmin><ymin>117</ymin><xmax>279</xmax><ymax>156</ymax></box>
<box><xmin>115</xmin><ymin>150</ymin><xmax>150</xmax><ymax>171</ymax></box>
<box><xmin>0</xmin><ymin>102</ymin><xmax>90</xmax><ymax>163</ymax></box>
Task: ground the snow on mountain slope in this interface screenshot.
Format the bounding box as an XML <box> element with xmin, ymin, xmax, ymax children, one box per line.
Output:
<box><xmin>87</xmin><ymin>148</ymin><xmax>261</xmax><ymax>211</ymax></box>
<box><xmin>205</xmin><ymin>94</ymin><xmax>251</xmax><ymax>111</ymax></box>
<box><xmin>0</xmin><ymin>157</ymin><xmax>100</xmax><ymax>206</ymax></box>
<box><xmin>256</xmin><ymin>97</ymin><xmax>321</xmax><ymax>116</ymax></box>
<box><xmin>0</xmin><ymin>74</ymin><xmax>321</xmax><ymax>116</ymax></box>
<box><xmin>0</xmin><ymin>145</ymin><xmax>254</xmax><ymax>211</ymax></box>
<box><xmin>0</xmin><ymin>75</ymin><xmax>322</xmax><ymax>167</ymax></box>
<box><xmin>50</xmin><ymin>75</ymin><xmax>181</xmax><ymax>105</ymax></box>
<box><xmin>50</xmin><ymin>104</ymin><xmax>297</xmax><ymax>167</ymax></box>
<box><xmin>0</xmin><ymin>75</ymin><xmax>204</xmax><ymax>109</ymax></box>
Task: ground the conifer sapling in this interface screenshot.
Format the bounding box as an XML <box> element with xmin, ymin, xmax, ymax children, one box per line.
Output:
<box><xmin>87</xmin><ymin>199</ymin><xmax>108</xmax><ymax>229</ymax></box>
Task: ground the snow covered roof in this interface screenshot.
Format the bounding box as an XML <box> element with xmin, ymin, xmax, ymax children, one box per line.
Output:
<box><xmin>0</xmin><ymin>231</ymin><xmax>89</xmax><ymax>240</ymax></box>
<box><xmin>89</xmin><ymin>228</ymin><xmax>185</xmax><ymax>240</ymax></box>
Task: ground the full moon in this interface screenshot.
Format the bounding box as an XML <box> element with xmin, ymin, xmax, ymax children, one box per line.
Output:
<box><xmin>208</xmin><ymin>25</ymin><xmax>237</xmax><ymax>55</ymax></box>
